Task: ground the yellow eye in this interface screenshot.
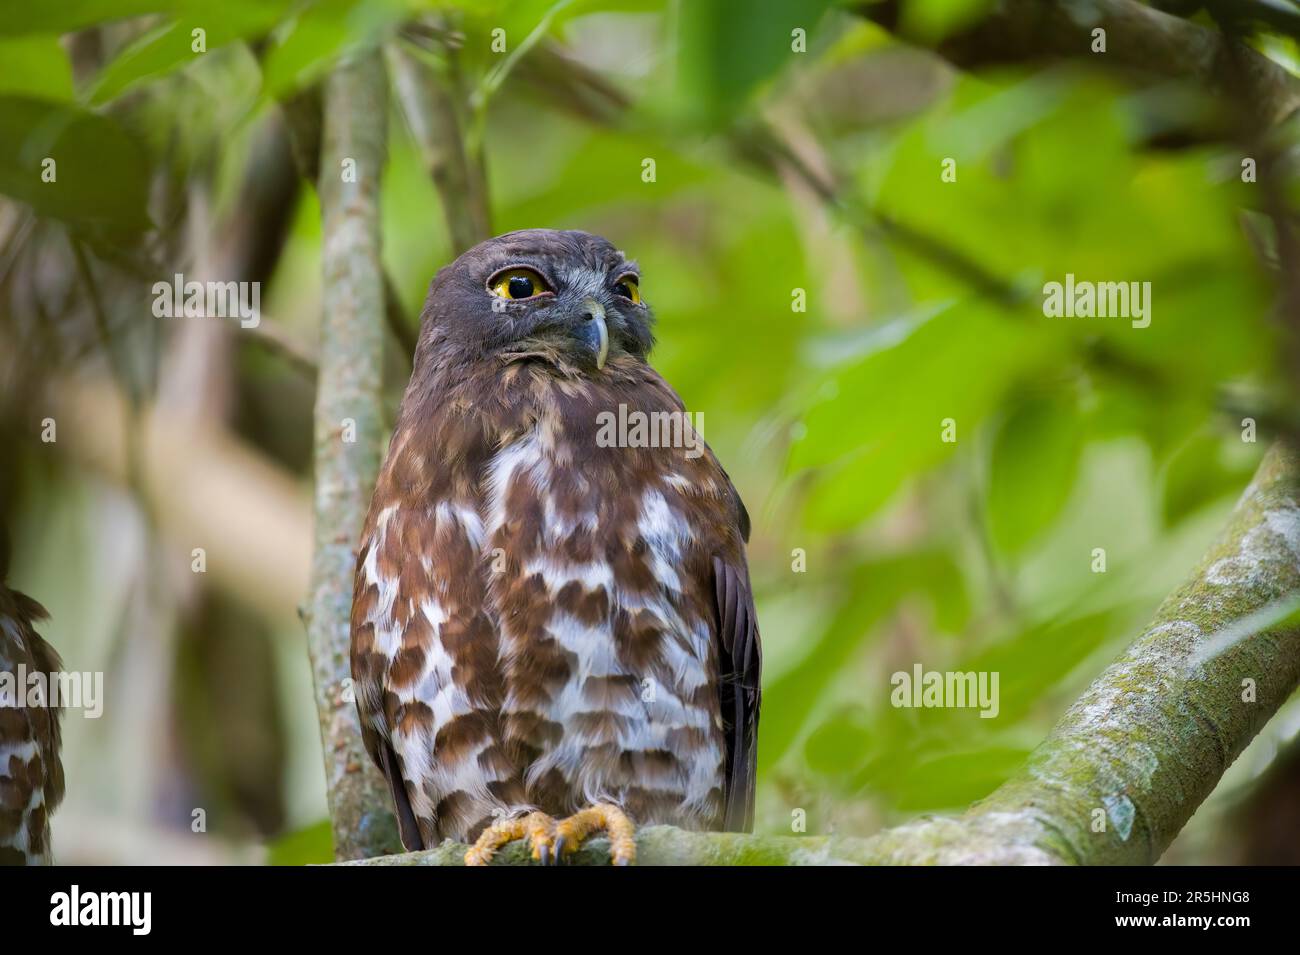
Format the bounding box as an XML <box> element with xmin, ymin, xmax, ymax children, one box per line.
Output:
<box><xmin>614</xmin><ymin>276</ymin><xmax>640</xmax><ymax>304</ymax></box>
<box><xmin>489</xmin><ymin>268</ymin><xmax>549</xmax><ymax>300</ymax></box>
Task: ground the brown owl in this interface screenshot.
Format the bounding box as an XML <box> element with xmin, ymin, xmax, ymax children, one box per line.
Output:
<box><xmin>350</xmin><ymin>229</ymin><xmax>761</xmax><ymax>864</ymax></box>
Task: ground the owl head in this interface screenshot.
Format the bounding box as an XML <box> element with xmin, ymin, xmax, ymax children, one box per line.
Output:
<box><xmin>415</xmin><ymin>229</ymin><xmax>655</xmax><ymax>376</ymax></box>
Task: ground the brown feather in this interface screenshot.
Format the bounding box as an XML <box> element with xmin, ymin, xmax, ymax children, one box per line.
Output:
<box><xmin>350</xmin><ymin>230</ymin><xmax>762</xmax><ymax>843</ymax></box>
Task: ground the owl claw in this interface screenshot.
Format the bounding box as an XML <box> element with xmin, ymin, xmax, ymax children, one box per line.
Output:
<box><xmin>553</xmin><ymin>803</ymin><xmax>637</xmax><ymax>866</ymax></box>
<box><xmin>463</xmin><ymin>805</ymin><xmax>636</xmax><ymax>865</ymax></box>
<box><xmin>464</xmin><ymin>811</ymin><xmax>558</xmax><ymax>866</ymax></box>
<box><xmin>539</xmin><ymin>839</ymin><xmax>558</xmax><ymax>867</ymax></box>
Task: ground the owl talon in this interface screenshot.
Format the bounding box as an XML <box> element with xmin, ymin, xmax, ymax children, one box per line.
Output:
<box><xmin>464</xmin><ymin>811</ymin><xmax>558</xmax><ymax>866</ymax></box>
<box><xmin>539</xmin><ymin>838</ymin><xmax>559</xmax><ymax>867</ymax></box>
<box><xmin>553</xmin><ymin>803</ymin><xmax>637</xmax><ymax>866</ymax></box>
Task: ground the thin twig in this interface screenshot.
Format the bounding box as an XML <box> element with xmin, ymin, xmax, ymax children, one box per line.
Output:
<box><xmin>389</xmin><ymin>40</ymin><xmax>491</xmax><ymax>254</ymax></box>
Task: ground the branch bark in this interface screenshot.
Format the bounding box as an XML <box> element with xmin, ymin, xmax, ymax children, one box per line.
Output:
<box><xmin>861</xmin><ymin>0</ymin><xmax>1300</xmax><ymax>127</ymax></box>
<box><xmin>302</xmin><ymin>49</ymin><xmax>402</xmax><ymax>861</ymax></box>
<box><xmin>338</xmin><ymin>824</ymin><xmax>882</xmax><ymax>866</ymax></box>
<box><xmin>279</xmin><ymin>79</ymin><xmax>418</xmax><ymax>362</ymax></box>
<box><xmin>388</xmin><ymin>41</ymin><xmax>492</xmax><ymax>254</ymax></box>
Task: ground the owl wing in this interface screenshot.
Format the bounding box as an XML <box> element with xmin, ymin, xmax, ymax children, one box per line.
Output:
<box><xmin>351</xmin><ymin>495</ymin><xmax>501</xmax><ymax>852</ymax></box>
<box><xmin>366</xmin><ymin>724</ymin><xmax>423</xmax><ymax>852</ymax></box>
<box><xmin>350</xmin><ymin>533</ymin><xmax>420</xmax><ymax>851</ymax></box>
<box><xmin>711</xmin><ymin>480</ymin><xmax>762</xmax><ymax>833</ymax></box>
<box><xmin>351</xmin><ymin>410</ymin><xmax>515</xmax><ymax>850</ymax></box>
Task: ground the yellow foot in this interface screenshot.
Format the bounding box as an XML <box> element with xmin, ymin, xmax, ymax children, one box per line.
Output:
<box><xmin>554</xmin><ymin>803</ymin><xmax>636</xmax><ymax>866</ymax></box>
<box><xmin>464</xmin><ymin>811</ymin><xmax>558</xmax><ymax>866</ymax></box>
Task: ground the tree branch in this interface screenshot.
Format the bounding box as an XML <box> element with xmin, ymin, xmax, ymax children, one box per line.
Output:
<box><xmin>278</xmin><ymin>79</ymin><xmax>418</xmax><ymax>362</ymax></box>
<box><xmin>302</xmin><ymin>49</ymin><xmax>402</xmax><ymax>862</ymax></box>
<box><xmin>388</xmin><ymin>40</ymin><xmax>492</xmax><ymax>254</ymax></box>
<box><xmin>337</xmin><ymin>825</ymin><xmax>882</xmax><ymax>866</ymax></box>
<box><xmin>860</xmin><ymin>0</ymin><xmax>1300</xmax><ymax>126</ymax></box>
<box><xmin>861</xmin><ymin>444</ymin><xmax>1300</xmax><ymax>865</ymax></box>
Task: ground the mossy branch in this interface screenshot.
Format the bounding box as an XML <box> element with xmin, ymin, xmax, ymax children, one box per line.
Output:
<box><xmin>862</xmin><ymin>444</ymin><xmax>1300</xmax><ymax>865</ymax></box>
<box><xmin>337</xmin><ymin>825</ymin><xmax>881</xmax><ymax>866</ymax></box>
<box><xmin>338</xmin><ymin>446</ymin><xmax>1300</xmax><ymax>865</ymax></box>
<box><xmin>301</xmin><ymin>49</ymin><xmax>402</xmax><ymax>862</ymax></box>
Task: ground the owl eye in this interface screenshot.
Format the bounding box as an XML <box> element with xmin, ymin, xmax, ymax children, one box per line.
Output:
<box><xmin>613</xmin><ymin>275</ymin><xmax>641</xmax><ymax>304</ymax></box>
<box><xmin>489</xmin><ymin>267</ymin><xmax>550</xmax><ymax>300</ymax></box>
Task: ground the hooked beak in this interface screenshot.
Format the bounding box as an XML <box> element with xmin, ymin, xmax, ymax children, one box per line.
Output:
<box><xmin>574</xmin><ymin>298</ymin><xmax>609</xmax><ymax>370</ymax></box>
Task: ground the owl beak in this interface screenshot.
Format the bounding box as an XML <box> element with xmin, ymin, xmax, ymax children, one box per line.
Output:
<box><xmin>575</xmin><ymin>299</ymin><xmax>609</xmax><ymax>370</ymax></box>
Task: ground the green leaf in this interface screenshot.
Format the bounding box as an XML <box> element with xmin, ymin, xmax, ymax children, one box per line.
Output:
<box><xmin>889</xmin><ymin>745</ymin><xmax>1031</xmax><ymax>811</ymax></box>
<box><xmin>266</xmin><ymin>819</ymin><xmax>334</xmax><ymax>866</ymax></box>
<box><xmin>0</xmin><ymin>96</ymin><xmax>151</xmax><ymax>236</ymax></box>
<box><xmin>790</xmin><ymin>301</ymin><xmax>1057</xmax><ymax>531</ymax></box>
<box><xmin>259</xmin><ymin>0</ymin><xmax>412</xmax><ymax>100</ymax></box>
<box><xmin>0</xmin><ymin>1</ymin><xmax>181</xmax><ymax>37</ymax></box>
<box><xmin>0</xmin><ymin>35</ymin><xmax>75</xmax><ymax>100</ymax></box>
<box><xmin>1160</xmin><ymin>429</ymin><xmax>1257</xmax><ymax>527</ymax></box>
<box><xmin>804</xmin><ymin>708</ymin><xmax>873</xmax><ymax>776</ymax></box>
<box><xmin>760</xmin><ymin>550</ymin><xmax>968</xmax><ymax>771</ymax></box>
<box><xmin>898</xmin><ymin>0</ymin><xmax>994</xmax><ymax>44</ymax></box>
<box><xmin>87</xmin><ymin>0</ymin><xmax>292</xmax><ymax>105</ymax></box>
<box><xmin>956</xmin><ymin>608</ymin><xmax>1131</xmax><ymax>723</ymax></box>
<box><xmin>986</xmin><ymin>389</ymin><xmax>1083</xmax><ymax>557</ymax></box>
<box><xmin>677</xmin><ymin>0</ymin><xmax>834</xmax><ymax>126</ymax></box>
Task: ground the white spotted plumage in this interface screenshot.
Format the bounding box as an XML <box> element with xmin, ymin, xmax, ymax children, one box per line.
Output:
<box><xmin>351</xmin><ymin>229</ymin><xmax>760</xmax><ymax>849</ymax></box>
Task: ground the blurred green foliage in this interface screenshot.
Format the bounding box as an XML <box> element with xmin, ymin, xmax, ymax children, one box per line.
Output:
<box><xmin>0</xmin><ymin>0</ymin><xmax>1295</xmax><ymax>855</ymax></box>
